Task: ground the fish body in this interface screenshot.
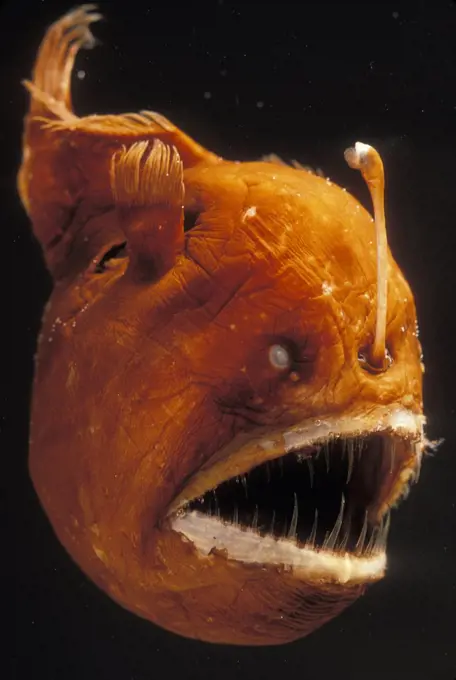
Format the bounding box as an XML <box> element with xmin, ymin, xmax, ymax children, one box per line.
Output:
<box><xmin>18</xmin><ymin>7</ymin><xmax>425</xmax><ymax>645</ymax></box>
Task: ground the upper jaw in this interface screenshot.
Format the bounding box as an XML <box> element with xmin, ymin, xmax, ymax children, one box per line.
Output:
<box><xmin>166</xmin><ymin>406</ymin><xmax>425</xmax><ymax>520</ymax></box>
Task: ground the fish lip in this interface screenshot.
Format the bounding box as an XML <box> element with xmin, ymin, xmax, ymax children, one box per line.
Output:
<box><xmin>170</xmin><ymin>512</ymin><xmax>388</xmax><ymax>586</ymax></box>
<box><xmin>166</xmin><ymin>406</ymin><xmax>425</xmax><ymax>520</ymax></box>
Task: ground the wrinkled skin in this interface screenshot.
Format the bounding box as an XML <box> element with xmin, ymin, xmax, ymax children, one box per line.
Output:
<box><xmin>18</xmin><ymin>8</ymin><xmax>424</xmax><ymax>645</ymax></box>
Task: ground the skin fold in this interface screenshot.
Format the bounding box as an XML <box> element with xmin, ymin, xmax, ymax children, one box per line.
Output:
<box><xmin>18</xmin><ymin>7</ymin><xmax>424</xmax><ymax>645</ymax></box>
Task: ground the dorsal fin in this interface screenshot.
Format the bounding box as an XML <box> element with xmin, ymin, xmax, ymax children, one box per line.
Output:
<box><xmin>260</xmin><ymin>154</ymin><xmax>324</xmax><ymax>177</ymax></box>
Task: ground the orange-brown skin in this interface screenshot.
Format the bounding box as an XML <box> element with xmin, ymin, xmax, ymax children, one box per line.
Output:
<box><xmin>19</xmin><ymin>8</ymin><xmax>423</xmax><ymax>645</ymax></box>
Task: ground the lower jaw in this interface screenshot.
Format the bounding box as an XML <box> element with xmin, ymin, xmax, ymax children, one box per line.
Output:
<box><xmin>171</xmin><ymin>511</ymin><xmax>387</xmax><ymax>586</ymax></box>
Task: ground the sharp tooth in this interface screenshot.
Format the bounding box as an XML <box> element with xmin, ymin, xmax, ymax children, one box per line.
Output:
<box><xmin>347</xmin><ymin>444</ymin><xmax>354</xmax><ymax>483</ymax></box>
<box><xmin>307</xmin><ymin>458</ymin><xmax>314</xmax><ymax>488</ymax></box>
<box><xmin>233</xmin><ymin>505</ymin><xmax>238</xmax><ymax>525</ymax></box>
<box><xmin>252</xmin><ymin>505</ymin><xmax>258</xmax><ymax>530</ymax></box>
<box><xmin>270</xmin><ymin>510</ymin><xmax>276</xmax><ymax>534</ymax></box>
<box><xmin>338</xmin><ymin>516</ymin><xmax>350</xmax><ymax>552</ymax></box>
<box><xmin>307</xmin><ymin>509</ymin><xmax>318</xmax><ymax>547</ymax></box>
<box><xmin>367</xmin><ymin>512</ymin><xmax>391</xmax><ymax>555</ymax></box>
<box><xmin>355</xmin><ymin>510</ymin><xmax>368</xmax><ymax>554</ymax></box>
<box><xmin>288</xmin><ymin>492</ymin><xmax>299</xmax><ymax>539</ymax></box>
<box><xmin>241</xmin><ymin>475</ymin><xmax>248</xmax><ymax>498</ymax></box>
<box><xmin>366</xmin><ymin>525</ymin><xmax>379</xmax><ymax>554</ymax></box>
<box><xmin>376</xmin><ymin>511</ymin><xmax>391</xmax><ymax>552</ymax></box>
<box><xmin>388</xmin><ymin>439</ymin><xmax>396</xmax><ymax>474</ymax></box>
<box><xmin>324</xmin><ymin>494</ymin><xmax>345</xmax><ymax>551</ymax></box>
<box><xmin>384</xmin><ymin>510</ymin><xmax>391</xmax><ymax>543</ymax></box>
<box><xmin>413</xmin><ymin>450</ymin><xmax>422</xmax><ymax>484</ymax></box>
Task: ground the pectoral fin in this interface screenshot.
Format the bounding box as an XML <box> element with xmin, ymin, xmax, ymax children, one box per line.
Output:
<box><xmin>110</xmin><ymin>140</ymin><xmax>185</xmax><ymax>281</ymax></box>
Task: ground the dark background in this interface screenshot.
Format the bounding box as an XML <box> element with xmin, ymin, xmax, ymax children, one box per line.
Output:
<box><xmin>6</xmin><ymin>2</ymin><xmax>455</xmax><ymax>679</ymax></box>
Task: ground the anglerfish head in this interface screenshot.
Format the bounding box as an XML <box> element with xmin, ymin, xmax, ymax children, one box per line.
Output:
<box><xmin>20</xmin><ymin>7</ymin><xmax>425</xmax><ymax>646</ymax></box>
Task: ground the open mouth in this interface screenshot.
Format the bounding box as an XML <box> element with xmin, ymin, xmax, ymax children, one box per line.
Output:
<box><xmin>168</xmin><ymin>409</ymin><xmax>424</xmax><ymax>585</ymax></box>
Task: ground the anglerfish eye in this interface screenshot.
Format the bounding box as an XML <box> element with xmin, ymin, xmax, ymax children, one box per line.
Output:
<box><xmin>268</xmin><ymin>344</ymin><xmax>292</xmax><ymax>371</ymax></box>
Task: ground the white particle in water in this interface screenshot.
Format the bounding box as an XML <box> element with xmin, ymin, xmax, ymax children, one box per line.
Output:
<box><xmin>77</xmin><ymin>70</ymin><xmax>86</xmax><ymax>80</ymax></box>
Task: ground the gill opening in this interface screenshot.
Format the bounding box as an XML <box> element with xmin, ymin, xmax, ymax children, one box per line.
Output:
<box><xmin>344</xmin><ymin>142</ymin><xmax>389</xmax><ymax>371</ymax></box>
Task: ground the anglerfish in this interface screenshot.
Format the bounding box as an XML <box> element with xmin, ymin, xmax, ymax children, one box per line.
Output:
<box><xmin>18</xmin><ymin>6</ymin><xmax>427</xmax><ymax>645</ymax></box>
